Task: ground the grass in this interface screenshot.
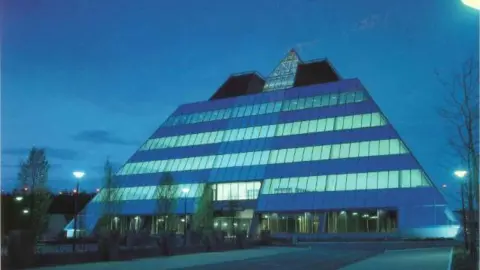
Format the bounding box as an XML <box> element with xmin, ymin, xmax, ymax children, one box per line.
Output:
<box><xmin>452</xmin><ymin>246</ymin><xmax>478</xmax><ymax>270</ymax></box>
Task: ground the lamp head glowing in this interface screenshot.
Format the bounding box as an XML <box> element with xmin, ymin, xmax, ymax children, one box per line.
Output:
<box><xmin>73</xmin><ymin>171</ymin><xmax>85</xmax><ymax>179</ymax></box>
<box><xmin>462</xmin><ymin>0</ymin><xmax>480</xmax><ymax>10</ymax></box>
<box><xmin>182</xmin><ymin>188</ymin><xmax>190</xmax><ymax>194</ymax></box>
<box><xmin>454</xmin><ymin>170</ymin><xmax>468</xmax><ymax>178</ymax></box>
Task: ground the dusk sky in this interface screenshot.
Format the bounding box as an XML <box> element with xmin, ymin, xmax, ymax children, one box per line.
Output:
<box><xmin>1</xmin><ymin>0</ymin><xmax>478</xmax><ymax>207</ymax></box>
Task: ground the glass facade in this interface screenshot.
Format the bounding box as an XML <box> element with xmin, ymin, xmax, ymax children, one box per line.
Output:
<box><xmin>213</xmin><ymin>217</ymin><xmax>251</xmax><ymax>236</ymax></box>
<box><xmin>119</xmin><ymin>139</ymin><xmax>408</xmax><ymax>176</ymax></box>
<box><xmin>141</xmin><ymin>112</ymin><xmax>386</xmax><ymax>151</ymax></box>
<box><xmin>108</xmin><ymin>215</ymin><xmax>192</xmax><ymax>235</ymax></box>
<box><xmin>92</xmin><ymin>183</ymin><xmax>205</xmax><ymax>202</ymax></box>
<box><xmin>261</xmin><ymin>169</ymin><xmax>431</xmax><ymax>194</ymax></box>
<box><xmin>163</xmin><ymin>89</ymin><xmax>366</xmax><ymax>127</ymax></box>
<box><xmin>326</xmin><ymin>209</ymin><xmax>397</xmax><ymax>233</ymax></box>
<box><xmin>260</xmin><ymin>212</ymin><xmax>321</xmax><ymax>233</ymax></box>
<box><xmin>259</xmin><ymin>209</ymin><xmax>397</xmax><ymax>234</ymax></box>
<box><xmin>263</xmin><ymin>50</ymin><xmax>300</xmax><ymax>92</ymax></box>
<box><xmin>211</xmin><ymin>182</ymin><xmax>261</xmax><ymax>201</ymax></box>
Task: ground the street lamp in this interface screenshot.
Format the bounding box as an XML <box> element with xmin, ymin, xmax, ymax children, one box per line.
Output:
<box><xmin>181</xmin><ymin>188</ymin><xmax>189</xmax><ymax>246</ymax></box>
<box><xmin>72</xmin><ymin>171</ymin><xmax>85</xmax><ymax>252</ymax></box>
<box><xmin>462</xmin><ymin>0</ymin><xmax>480</xmax><ymax>10</ymax></box>
<box><xmin>454</xmin><ymin>170</ymin><xmax>468</xmax><ymax>178</ymax></box>
<box><xmin>15</xmin><ymin>196</ymin><xmax>23</xmax><ymax>202</ymax></box>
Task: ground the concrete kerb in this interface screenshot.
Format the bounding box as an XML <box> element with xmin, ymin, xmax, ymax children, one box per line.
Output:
<box><xmin>384</xmin><ymin>247</ymin><xmax>454</xmax><ymax>253</ymax></box>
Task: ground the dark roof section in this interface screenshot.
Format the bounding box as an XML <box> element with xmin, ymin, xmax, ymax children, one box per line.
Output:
<box><xmin>294</xmin><ymin>59</ymin><xmax>341</xmax><ymax>87</ymax></box>
<box><xmin>210</xmin><ymin>72</ymin><xmax>265</xmax><ymax>100</ymax></box>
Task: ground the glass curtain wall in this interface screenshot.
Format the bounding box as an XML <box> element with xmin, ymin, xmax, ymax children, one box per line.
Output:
<box><xmin>260</xmin><ymin>212</ymin><xmax>321</xmax><ymax>233</ymax></box>
<box><xmin>326</xmin><ymin>209</ymin><xmax>397</xmax><ymax>233</ymax></box>
<box><xmin>106</xmin><ymin>215</ymin><xmax>191</xmax><ymax>235</ymax></box>
<box><xmin>259</xmin><ymin>209</ymin><xmax>397</xmax><ymax>234</ymax></box>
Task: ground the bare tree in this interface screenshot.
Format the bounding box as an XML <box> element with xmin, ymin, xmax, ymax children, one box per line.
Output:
<box><xmin>17</xmin><ymin>147</ymin><xmax>53</xmax><ymax>238</ymax></box>
<box><xmin>154</xmin><ymin>173</ymin><xmax>178</xmax><ymax>233</ymax></box>
<box><xmin>437</xmin><ymin>56</ymin><xmax>479</xmax><ymax>261</ymax></box>
<box><xmin>193</xmin><ymin>184</ymin><xmax>214</xmax><ymax>231</ymax></box>
<box><xmin>97</xmin><ymin>159</ymin><xmax>121</xmax><ymax>232</ymax></box>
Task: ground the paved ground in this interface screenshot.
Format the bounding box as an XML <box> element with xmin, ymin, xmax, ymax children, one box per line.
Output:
<box><xmin>183</xmin><ymin>246</ymin><xmax>381</xmax><ymax>270</ymax></box>
<box><xmin>31</xmin><ymin>247</ymin><xmax>303</xmax><ymax>270</ymax></box>
<box><xmin>30</xmin><ymin>241</ymin><xmax>456</xmax><ymax>270</ymax></box>
<box><xmin>183</xmin><ymin>242</ymin><xmax>457</xmax><ymax>270</ymax></box>
<box><xmin>340</xmin><ymin>247</ymin><xmax>453</xmax><ymax>270</ymax></box>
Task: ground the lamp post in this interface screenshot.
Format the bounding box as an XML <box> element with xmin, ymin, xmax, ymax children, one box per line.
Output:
<box><xmin>72</xmin><ymin>171</ymin><xmax>85</xmax><ymax>252</ymax></box>
<box><xmin>454</xmin><ymin>170</ymin><xmax>468</xmax><ymax>248</ymax></box>
<box><xmin>181</xmin><ymin>188</ymin><xmax>189</xmax><ymax>246</ymax></box>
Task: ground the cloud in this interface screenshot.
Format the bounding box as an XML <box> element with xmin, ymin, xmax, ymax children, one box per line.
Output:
<box><xmin>355</xmin><ymin>13</ymin><xmax>389</xmax><ymax>31</ymax></box>
<box><xmin>2</xmin><ymin>147</ymin><xmax>80</xmax><ymax>161</ymax></box>
<box><xmin>72</xmin><ymin>130</ymin><xmax>138</xmax><ymax>146</ymax></box>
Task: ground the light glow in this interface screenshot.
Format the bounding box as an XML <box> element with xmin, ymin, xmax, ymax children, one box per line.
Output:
<box><xmin>73</xmin><ymin>171</ymin><xmax>85</xmax><ymax>179</ymax></box>
<box><xmin>454</xmin><ymin>170</ymin><xmax>468</xmax><ymax>178</ymax></box>
<box><xmin>15</xmin><ymin>196</ymin><xmax>23</xmax><ymax>201</ymax></box>
<box><xmin>462</xmin><ymin>0</ymin><xmax>480</xmax><ymax>10</ymax></box>
<box><xmin>181</xmin><ymin>188</ymin><xmax>190</xmax><ymax>194</ymax></box>
<box><xmin>23</xmin><ymin>209</ymin><xmax>29</xmax><ymax>214</ymax></box>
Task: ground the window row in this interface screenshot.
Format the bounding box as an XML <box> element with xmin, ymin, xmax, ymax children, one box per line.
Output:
<box><xmin>164</xmin><ymin>90</ymin><xmax>367</xmax><ymax>127</ymax></box>
<box><xmin>259</xmin><ymin>210</ymin><xmax>397</xmax><ymax>234</ymax></box>
<box><xmin>141</xmin><ymin>112</ymin><xmax>387</xmax><ymax>151</ymax></box>
<box><xmin>92</xmin><ymin>183</ymin><xmax>205</xmax><ymax>202</ymax></box>
<box><xmin>260</xmin><ymin>169</ymin><xmax>431</xmax><ymax>195</ymax></box>
<box><xmin>263</xmin><ymin>75</ymin><xmax>296</xmax><ymax>91</ymax></box>
<box><xmin>212</xmin><ymin>181</ymin><xmax>262</xmax><ymax>201</ymax></box>
<box><xmin>118</xmin><ymin>139</ymin><xmax>408</xmax><ymax>176</ymax></box>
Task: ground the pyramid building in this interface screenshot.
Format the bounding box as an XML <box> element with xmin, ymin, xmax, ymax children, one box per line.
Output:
<box><xmin>67</xmin><ymin>50</ymin><xmax>459</xmax><ymax>239</ymax></box>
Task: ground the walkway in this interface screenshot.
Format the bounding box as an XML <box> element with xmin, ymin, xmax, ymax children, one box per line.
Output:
<box><xmin>30</xmin><ymin>243</ymin><xmax>455</xmax><ymax>270</ymax></box>
<box><xmin>340</xmin><ymin>247</ymin><xmax>453</xmax><ymax>270</ymax></box>
<box><xmin>31</xmin><ymin>247</ymin><xmax>304</xmax><ymax>270</ymax></box>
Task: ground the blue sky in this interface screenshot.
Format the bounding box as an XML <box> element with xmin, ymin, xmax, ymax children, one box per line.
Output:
<box><xmin>1</xmin><ymin>0</ymin><xmax>478</xmax><ymax>207</ymax></box>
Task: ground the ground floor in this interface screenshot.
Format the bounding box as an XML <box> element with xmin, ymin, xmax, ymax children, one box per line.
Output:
<box><xmin>69</xmin><ymin>187</ymin><xmax>459</xmax><ymax>239</ymax></box>
<box><xmin>85</xmin><ymin>207</ymin><xmax>398</xmax><ymax>238</ymax></box>
<box><xmin>259</xmin><ymin>209</ymin><xmax>397</xmax><ymax>234</ymax></box>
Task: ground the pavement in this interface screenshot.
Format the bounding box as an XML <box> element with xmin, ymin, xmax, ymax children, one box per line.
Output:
<box><xmin>30</xmin><ymin>242</ymin><xmax>455</xmax><ymax>270</ymax></box>
<box><xmin>31</xmin><ymin>247</ymin><xmax>305</xmax><ymax>270</ymax></box>
<box><xmin>340</xmin><ymin>247</ymin><xmax>453</xmax><ymax>270</ymax></box>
